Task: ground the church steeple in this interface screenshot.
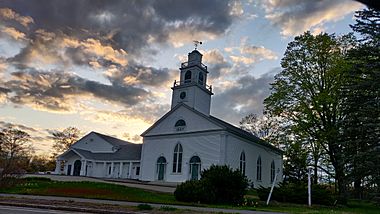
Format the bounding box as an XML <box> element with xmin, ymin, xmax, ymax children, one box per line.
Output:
<box><xmin>171</xmin><ymin>49</ymin><xmax>213</xmax><ymax>115</ymax></box>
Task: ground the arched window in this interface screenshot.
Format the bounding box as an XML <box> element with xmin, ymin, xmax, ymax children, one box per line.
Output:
<box><xmin>172</xmin><ymin>144</ymin><xmax>183</xmax><ymax>173</ymax></box>
<box><xmin>175</xmin><ymin>119</ymin><xmax>186</xmax><ymax>127</ymax></box>
<box><xmin>156</xmin><ymin>156</ymin><xmax>167</xmax><ymax>181</ymax></box>
<box><xmin>256</xmin><ymin>156</ymin><xmax>262</xmax><ymax>181</ymax></box>
<box><xmin>198</xmin><ymin>72</ymin><xmax>204</xmax><ymax>85</ymax></box>
<box><xmin>184</xmin><ymin>70</ymin><xmax>192</xmax><ymax>83</ymax></box>
<box><xmin>239</xmin><ymin>151</ymin><xmax>246</xmax><ymax>176</ymax></box>
<box><xmin>189</xmin><ymin>156</ymin><xmax>201</xmax><ymax>180</ymax></box>
<box><xmin>175</xmin><ymin>119</ymin><xmax>186</xmax><ymax>131</ymax></box>
<box><xmin>271</xmin><ymin>160</ymin><xmax>275</xmax><ymax>183</ymax></box>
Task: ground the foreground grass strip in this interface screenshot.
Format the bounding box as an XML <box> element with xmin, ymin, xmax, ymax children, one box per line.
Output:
<box><xmin>1</xmin><ymin>177</ymin><xmax>378</xmax><ymax>214</ymax></box>
<box><xmin>0</xmin><ymin>177</ymin><xmax>176</xmax><ymax>204</ymax></box>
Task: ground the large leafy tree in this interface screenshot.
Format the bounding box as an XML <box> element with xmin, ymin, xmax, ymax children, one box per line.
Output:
<box><xmin>51</xmin><ymin>127</ymin><xmax>81</xmax><ymax>158</ymax></box>
<box><xmin>264</xmin><ymin>32</ymin><xmax>354</xmax><ymax>197</ymax></box>
<box><xmin>341</xmin><ymin>8</ymin><xmax>380</xmax><ymax>197</ymax></box>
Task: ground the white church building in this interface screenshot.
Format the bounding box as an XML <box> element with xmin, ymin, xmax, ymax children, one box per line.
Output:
<box><xmin>55</xmin><ymin>49</ymin><xmax>283</xmax><ymax>188</ymax></box>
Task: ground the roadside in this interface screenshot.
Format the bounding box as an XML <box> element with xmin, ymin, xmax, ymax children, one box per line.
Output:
<box><xmin>0</xmin><ymin>194</ymin><xmax>283</xmax><ymax>214</ymax></box>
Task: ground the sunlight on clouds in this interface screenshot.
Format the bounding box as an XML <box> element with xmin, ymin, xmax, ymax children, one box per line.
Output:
<box><xmin>262</xmin><ymin>0</ymin><xmax>363</xmax><ymax>36</ymax></box>
<box><xmin>0</xmin><ymin>8</ymin><xmax>34</xmax><ymax>27</ymax></box>
<box><xmin>1</xmin><ymin>27</ymin><xmax>26</xmax><ymax>40</ymax></box>
<box><xmin>82</xmin><ymin>38</ymin><xmax>128</xmax><ymax>66</ymax></box>
<box><xmin>229</xmin><ymin>0</ymin><xmax>244</xmax><ymax>16</ymax></box>
<box><xmin>230</xmin><ymin>55</ymin><xmax>256</xmax><ymax>64</ymax></box>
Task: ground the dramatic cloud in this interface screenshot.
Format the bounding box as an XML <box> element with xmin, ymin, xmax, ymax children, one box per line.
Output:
<box><xmin>0</xmin><ymin>7</ymin><xmax>33</xmax><ymax>27</ymax></box>
<box><xmin>212</xmin><ymin>69</ymin><xmax>280</xmax><ymax>124</ymax></box>
<box><xmin>225</xmin><ymin>40</ymin><xmax>278</xmax><ymax>65</ymax></box>
<box><xmin>3</xmin><ymin>70</ymin><xmax>149</xmax><ymax>112</ymax></box>
<box><xmin>202</xmin><ymin>49</ymin><xmax>232</xmax><ymax>80</ymax></box>
<box><xmin>1</xmin><ymin>26</ymin><xmax>26</xmax><ymax>40</ymax></box>
<box><xmin>262</xmin><ymin>0</ymin><xmax>363</xmax><ymax>36</ymax></box>
<box><xmin>105</xmin><ymin>64</ymin><xmax>175</xmax><ymax>88</ymax></box>
<box><xmin>0</xmin><ymin>0</ymin><xmax>237</xmax><ymax>52</ymax></box>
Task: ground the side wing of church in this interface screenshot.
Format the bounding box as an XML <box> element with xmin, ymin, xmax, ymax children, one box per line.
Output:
<box><xmin>55</xmin><ymin>49</ymin><xmax>283</xmax><ymax>188</ymax></box>
<box><xmin>55</xmin><ymin>132</ymin><xmax>142</xmax><ymax>179</ymax></box>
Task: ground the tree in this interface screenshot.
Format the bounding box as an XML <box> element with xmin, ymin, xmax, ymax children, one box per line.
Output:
<box><xmin>341</xmin><ymin>8</ymin><xmax>380</xmax><ymax>198</ymax></box>
<box><xmin>239</xmin><ymin>113</ymin><xmax>282</xmax><ymax>148</ymax></box>
<box><xmin>0</xmin><ymin>127</ymin><xmax>32</xmax><ymax>176</ymax></box>
<box><xmin>264</xmin><ymin>32</ymin><xmax>355</xmax><ymax>199</ymax></box>
<box><xmin>51</xmin><ymin>127</ymin><xmax>81</xmax><ymax>158</ymax></box>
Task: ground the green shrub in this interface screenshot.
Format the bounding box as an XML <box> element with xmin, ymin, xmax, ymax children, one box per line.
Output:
<box><xmin>174</xmin><ymin>165</ymin><xmax>249</xmax><ymax>205</ymax></box>
<box><xmin>174</xmin><ymin>180</ymin><xmax>203</xmax><ymax>203</ymax></box>
<box><xmin>137</xmin><ymin>203</ymin><xmax>153</xmax><ymax>210</ymax></box>
<box><xmin>24</xmin><ymin>177</ymin><xmax>52</xmax><ymax>182</ymax></box>
<box><xmin>257</xmin><ymin>182</ymin><xmax>335</xmax><ymax>205</ymax></box>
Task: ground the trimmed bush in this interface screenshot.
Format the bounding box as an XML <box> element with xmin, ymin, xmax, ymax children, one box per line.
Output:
<box><xmin>257</xmin><ymin>182</ymin><xmax>335</xmax><ymax>205</ymax></box>
<box><xmin>174</xmin><ymin>165</ymin><xmax>248</xmax><ymax>205</ymax></box>
<box><xmin>137</xmin><ymin>203</ymin><xmax>153</xmax><ymax>210</ymax></box>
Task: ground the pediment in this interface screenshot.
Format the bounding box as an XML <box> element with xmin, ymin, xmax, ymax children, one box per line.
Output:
<box><xmin>142</xmin><ymin>104</ymin><xmax>223</xmax><ymax>137</ymax></box>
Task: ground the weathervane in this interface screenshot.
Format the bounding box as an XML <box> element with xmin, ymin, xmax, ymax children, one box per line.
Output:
<box><xmin>193</xmin><ymin>40</ymin><xmax>203</xmax><ymax>50</ymax></box>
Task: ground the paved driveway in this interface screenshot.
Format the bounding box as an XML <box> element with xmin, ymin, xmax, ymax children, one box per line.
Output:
<box><xmin>24</xmin><ymin>174</ymin><xmax>176</xmax><ymax>193</ymax></box>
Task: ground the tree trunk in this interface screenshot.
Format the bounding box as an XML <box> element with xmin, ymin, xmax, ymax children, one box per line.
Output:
<box><xmin>313</xmin><ymin>157</ymin><xmax>318</xmax><ymax>184</ymax></box>
<box><xmin>354</xmin><ymin>179</ymin><xmax>362</xmax><ymax>199</ymax></box>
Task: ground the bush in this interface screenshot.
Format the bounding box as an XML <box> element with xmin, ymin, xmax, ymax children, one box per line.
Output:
<box><xmin>174</xmin><ymin>165</ymin><xmax>248</xmax><ymax>205</ymax></box>
<box><xmin>137</xmin><ymin>204</ymin><xmax>153</xmax><ymax>210</ymax></box>
<box><xmin>257</xmin><ymin>182</ymin><xmax>335</xmax><ymax>205</ymax></box>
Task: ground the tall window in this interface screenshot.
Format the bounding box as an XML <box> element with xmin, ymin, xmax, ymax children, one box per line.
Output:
<box><xmin>198</xmin><ymin>72</ymin><xmax>204</xmax><ymax>85</ymax></box>
<box><xmin>256</xmin><ymin>156</ymin><xmax>262</xmax><ymax>181</ymax></box>
<box><xmin>172</xmin><ymin>144</ymin><xmax>183</xmax><ymax>173</ymax></box>
<box><xmin>271</xmin><ymin>160</ymin><xmax>275</xmax><ymax>183</ymax></box>
<box><xmin>185</xmin><ymin>70</ymin><xmax>192</xmax><ymax>83</ymax></box>
<box><xmin>239</xmin><ymin>151</ymin><xmax>246</xmax><ymax>176</ymax></box>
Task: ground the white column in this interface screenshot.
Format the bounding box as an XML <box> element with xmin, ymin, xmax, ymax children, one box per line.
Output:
<box><xmin>111</xmin><ymin>162</ymin><xmax>114</xmax><ymax>178</ymax></box>
<box><xmin>55</xmin><ymin>160</ymin><xmax>61</xmax><ymax>175</ymax></box>
<box><xmin>103</xmin><ymin>162</ymin><xmax>107</xmax><ymax>177</ymax></box>
<box><xmin>80</xmin><ymin>160</ymin><xmax>87</xmax><ymax>176</ymax></box>
<box><xmin>119</xmin><ymin>162</ymin><xmax>123</xmax><ymax>178</ymax></box>
<box><xmin>128</xmin><ymin>162</ymin><xmax>133</xmax><ymax>179</ymax></box>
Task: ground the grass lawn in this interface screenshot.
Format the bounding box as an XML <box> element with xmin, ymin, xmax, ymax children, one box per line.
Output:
<box><xmin>0</xmin><ymin>177</ymin><xmax>378</xmax><ymax>214</ymax></box>
<box><xmin>0</xmin><ymin>177</ymin><xmax>176</xmax><ymax>204</ymax></box>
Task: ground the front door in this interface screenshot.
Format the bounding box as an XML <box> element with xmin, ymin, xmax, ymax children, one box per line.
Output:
<box><xmin>191</xmin><ymin>164</ymin><xmax>199</xmax><ymax>180</ymax></box>
<box><xmin>158</xmin><ymin>164</ymin><xmax>165</xmax><ymax>180</ymax></box>
<box><xmin>189</xmin><ymin>156</ymin><xmax>201</xmax><ymax>180</ymax></box>
<box><xmin>73</xmin><ymin>160</ymin><xmax>81</xmax><ymax>176</ymax></box>
<box><xmin>156</xmin><ymin>156</ymin><xmax>166</xmax><ymax>181</ymax></box>
<box><xmin>67</xmin><ymin>165</ymin><xmax>71</xmax><ymax>175</ymax></box>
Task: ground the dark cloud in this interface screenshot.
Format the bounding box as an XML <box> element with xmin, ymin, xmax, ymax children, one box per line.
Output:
<box><xmin>0</xmin><ymin>0</ymin><xmax>236</xmax><ymax>53</ymax></box>
<box><xmin>0</xmin><ymin>120</ymin><xmax>38</xmax><ymax>132</ymax></box>
<box><xmin>3</xmin><ymin>70</ymin><xmax>149</xmax><ymax>112</ymax></box>
<box><xmin>107</xmin><ymin>63</ymin><xmax>175</xmax><ymax>87</ymax></box>
<box><xmin>0</xmin><ymin>87</ymin><xmax>11</xmax><ymax>94</ymax></box>
<box><xmin>211</xmin><ymin>68</ymin><xmax>280</xmax><ymax>124</ymax></box>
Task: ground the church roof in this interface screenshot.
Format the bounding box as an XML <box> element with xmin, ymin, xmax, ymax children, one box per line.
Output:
<box><xmin>72</xmin><ymin>143</ymin><xmax>142</xmax><ymax>161</ymax></box>
<box><xmin>59</xmin><ymin>132</ymin><xmax>142</xmax><ymax>161</ymax></box>
<box><xmin>141</xmin><ymin>103</ymin><xmax>283</xmax><ymax>154</ymax></box>
<box><xmin>92</xmin><ymin>131</ymin><xmax>134</xmax><ymax>146</ymax></box>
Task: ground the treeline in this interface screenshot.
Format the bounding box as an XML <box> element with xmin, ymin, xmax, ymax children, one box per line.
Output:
<box><xmin>0</xmin><ymin>126</ymin><xmax>80</xmax><ymax>180</ymax></box>
<box><xmin>241</xmin><ymin>8</ymin><xmax>379</xmax><ymax>202</ymax></box>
